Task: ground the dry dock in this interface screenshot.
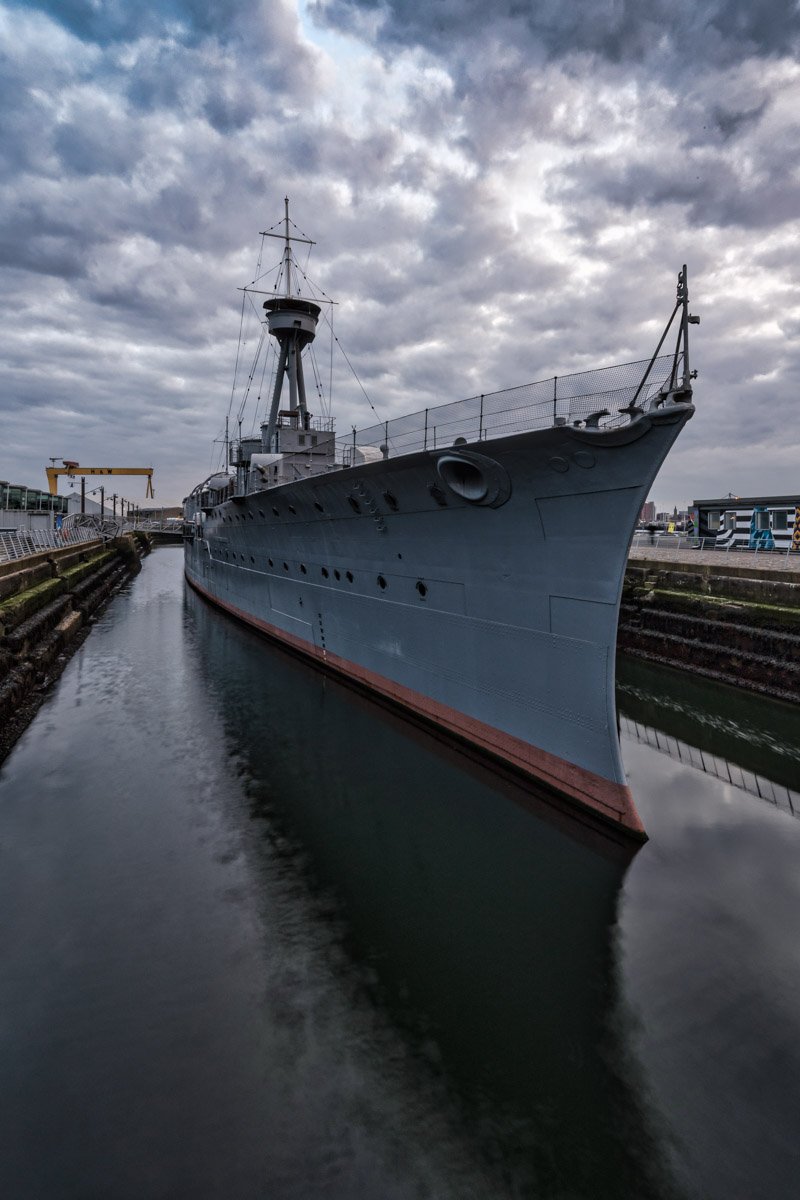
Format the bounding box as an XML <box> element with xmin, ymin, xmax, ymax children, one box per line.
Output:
<box><xmin>0</xmin><ymin>534</ymin><xmax>150</xmax><ymax>761</ymax></box>
<box><xmin>622</xmin><ymin>545</ymin><xmax>800</xmax><ymax>703</ymax></box>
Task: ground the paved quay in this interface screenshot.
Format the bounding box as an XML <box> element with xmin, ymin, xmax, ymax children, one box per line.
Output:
<box><xmin>628</xmin><ymin>541</ymin><xmax>800</xmax><ymax>578</ymax></box>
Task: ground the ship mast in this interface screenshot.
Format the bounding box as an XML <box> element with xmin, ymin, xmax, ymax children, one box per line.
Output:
<box><xmin>283</xmin><ymin>195</ymin><xmax>292</xmax><ymax>299</ymax></box>
<box><xmin>262</xmin><ymin>198</ymin><xmax>321</xmax><ymax>452</ymax></box>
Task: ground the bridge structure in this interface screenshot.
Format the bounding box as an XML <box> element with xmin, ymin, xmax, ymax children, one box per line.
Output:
<box><xmin>129</xmin><ymin>517</ymin><xmax>184</xmax><ymax>544</ymax></box>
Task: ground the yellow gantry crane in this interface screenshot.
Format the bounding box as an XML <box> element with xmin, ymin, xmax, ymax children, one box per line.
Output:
<box><xmin>46</xmin><ymin>460</ymin><xmax>155</xmax><ymax>498</ymax></box>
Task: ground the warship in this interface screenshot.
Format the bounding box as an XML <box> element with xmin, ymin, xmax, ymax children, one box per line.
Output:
<box><xmin>184</xmin><ymin>203</ymin><xmax>698</xmax><ymax>841</ymax></box>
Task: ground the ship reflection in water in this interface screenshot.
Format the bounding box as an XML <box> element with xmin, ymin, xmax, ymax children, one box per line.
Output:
<box><xmin>0</xmin><ymin>549</ymin><xmax>798</xmax><ymax>1199</ymax></box>
<box><xmin>186</xmin><ymin>583</ymin><xmax>675</xmax><ymax>1199</ymax></box>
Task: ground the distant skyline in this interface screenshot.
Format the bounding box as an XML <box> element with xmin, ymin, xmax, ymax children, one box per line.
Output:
<box><xmin>2</xmin><ymin>1</ymin><xmax>799</xmax><ymax>507</ymax></box>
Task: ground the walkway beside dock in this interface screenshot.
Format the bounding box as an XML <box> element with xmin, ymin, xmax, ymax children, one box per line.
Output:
<box><xmin>629</xmin><ymin>540</ymin><xmax>800</xmax><ymax>578</ymax></box>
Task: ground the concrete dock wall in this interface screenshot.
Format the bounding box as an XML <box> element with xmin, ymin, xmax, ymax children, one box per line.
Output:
<box><xmin>0</xmin><ymin>534</ymin><xmax>151</xmax><ymax>761</ymax></box>
<box><xmin>620</xmin><ymin>550</ymin><xmax>800</xmax><ymax>704</ymax></box>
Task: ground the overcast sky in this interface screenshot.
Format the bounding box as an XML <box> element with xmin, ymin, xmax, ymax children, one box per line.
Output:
<box><xmin>1</xmin><ymin>0</ymin><xmax>798</xmax><ymax>508</ymax></box>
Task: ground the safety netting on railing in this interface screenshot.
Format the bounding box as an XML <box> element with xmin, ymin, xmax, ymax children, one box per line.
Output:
<box><xmin>338</xmin><ymin>353</ymin><xmax>684</xmax><ymax>462</ymax></box>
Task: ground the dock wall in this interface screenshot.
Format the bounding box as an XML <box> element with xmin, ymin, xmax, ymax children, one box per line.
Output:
<box><xmin>0</xmin><ymin>534</ymin><xmax>151</xmax><ymax>761</ymax></box>
<box><xmin>619</xmin><ymin>553</ymin><xmax>800</xmax><ymax>704</ymax></box>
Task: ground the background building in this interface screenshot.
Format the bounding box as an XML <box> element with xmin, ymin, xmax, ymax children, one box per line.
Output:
<box><xmin>0</xmin><ymin>481</ymin><xmax>68</xmax><ymax>530</ymax></box>
<box><xmin>689</xmin><ymin>495</ymin><xmax>800</xmax><ymax>551</ymax></box>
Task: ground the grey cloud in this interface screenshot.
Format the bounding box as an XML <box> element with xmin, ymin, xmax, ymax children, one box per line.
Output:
<box><xmin>12</xmin><ymin>0</ymin><xmax>265</xmax><ymax>47</ymax></box>
<box><xmin>711</xmin><ymin>100</ymin><xmax>769</xmax><ymax>141</ymax></box>
<box><xmin>552</xmin><ymin>132</ymin><xmax>800</xmax><ymax>233</ymax></box>
<box><xmin>0</xmin><ymin>85</ymin><xmax>52</xmax><ymax>177</ymax></box>
<box><xmin>53</xmin><ymin>111</ymin><xmax>143</xmax><ymax>179</ymax></box>
<box><xmin>202</xmin><ymin>81</ymin><xmax>261</xmax><ymax>134</ymax></box>
<box><xmin>312</xmin><ymin>0</ymin><xmax>800</xmax><ymax>65</ymax></box>
<box><xmin>0</xmin><ymin>201</ymin><xmax>90</xmax><ymax>279</ymax></box>
<box><xmin>0</xmin><ymin>20</ymin><xmax>96</xmax><ymax>179</ymax></box>
<box><xmin>2</xmin><ymin>0</ymin><xmax>798</xmax><ymax>506</ymax></box>
<box><xmin>123</xmin><ymin>42</ymin><xmax>198</xmax><ymax>114</ymax></box>
<box><xmin>123</xmin><ymin>31</ymin><xmax>317</xmax><ymax>121</ymax></box>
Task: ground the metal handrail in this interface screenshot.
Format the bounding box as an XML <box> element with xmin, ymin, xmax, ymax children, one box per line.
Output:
<box><xmin>335</xmin><ymin>353</ymin><xmax>684</xmax><ymax>463</ymax></box>
<box><xmin>0</xmin><ymin>525</ymin><xmax>99</xmax><ymax>563</ymax></box>
<box><xmin>629</xmin><ymin>531</ymin><xmax>800</xmax><ymax>568</ymax></box>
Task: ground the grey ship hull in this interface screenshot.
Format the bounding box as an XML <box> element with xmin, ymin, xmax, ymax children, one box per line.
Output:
<box><xmin>185</xmin><ymin>401</ymin><xmax>693</xmax><ymax>839</ymax></box>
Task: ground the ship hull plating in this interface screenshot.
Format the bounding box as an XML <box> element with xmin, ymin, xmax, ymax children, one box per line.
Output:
<box><xmin>185</xmin><ymin>406</ymin><xmax>693</xmax><ymax>839</ymax></box>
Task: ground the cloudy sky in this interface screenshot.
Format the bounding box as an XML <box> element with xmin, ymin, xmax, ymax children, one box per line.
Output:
<box><xmin>1</xmin><ymin>0</ymin><xmax>798</xmax><ymax>509</ymax></box>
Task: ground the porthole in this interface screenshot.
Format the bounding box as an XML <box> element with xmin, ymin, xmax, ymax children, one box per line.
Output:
<box><xmin>429</xmin><ymin>483</ymin><xmax>448</xmax><ymax>507</ymax></box>
<box><xmin>377</xmin><ymin>575</ymin><xmax>387</xmax><ymax>590</ymax></box>
<box><xmin>272</xmin><ymin>506</ymin><xmax>279</xmax><ymax>517</ymax></box>
<box><xmin>346</xmin><ymin>570</ymin><xmax>354</xmax><ymax>583</ymax></box>
<box><xmin>348</xmin><ymin>496</ymin><xmax>361</xmax><ymax>514</ymax></box>
<box><xmin>334</xmin><ymin>569</ymin><xmax>341</xmax><ymax>581</ymax></box>
<box><xmin>321</xmin><ymin>567</ymin><xmax>329</xmax><ymax>578</ymax></box>
<box><xmin>268</xmin><ymin>558</ymin><xmax>274</xmax><ymax>567</ymax></box>
<box><xmin>383</xmin><ymin>491</ymin><xmax>399</xmax><ymax>511</ymax></box>
<box><xmin>283</xmin><ymin>562</ymin><xmax>289</xmax><ymax>571</ymax></box>
<box><xmin>416</xmin><ymin>580</ymin><xmax>428</xmax><ymax>598</ymax></box>
<box><xmin>288</xmin><ymin>505</ymin><xmax>296</xmax><ymax>515</ymax></box>
<box><xmin>248</xmin><ymin>511</ymin><xmax>254</xmax><ymax>519</ymax></box>
<box><xmin>258</xmin><ymin>509</ymin><xmax>265</xmax><ymax>517</ymax></box>
<box><xmin>250</xmin><ymin>556</ymin><xmax>255</xmax><ymax>564</ymax></box>
<box><xmin>314</xmin><ymin>501</ymin><xmax>324</xmax><ymax>513</ymax></box>
<box><xmin>300</xmin><ymin>563</ymin><xmax>307</xmax><ymax>574</ymax></box>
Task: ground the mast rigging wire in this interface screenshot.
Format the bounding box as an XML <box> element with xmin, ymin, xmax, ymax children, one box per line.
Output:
<box><xmin>294</xmin><ymin>263</ymin><xmax>383</xmax><ymax>426</ymax></box>
<box><xmin>222</xmin><ymin>216</ymin><xmax>384</xmax><ymax>462</ymax></box>
<box><xmin>226</xmin><ymin>289</ymin><xmax>248</xmax><ymax>423</ymax></box>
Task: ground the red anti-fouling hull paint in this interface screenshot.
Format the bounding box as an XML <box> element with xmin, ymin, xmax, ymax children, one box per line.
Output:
<box><xmin>186</xmin><ymin>571</ymin><xmax>647</xmax><ymax>842</ymax></box>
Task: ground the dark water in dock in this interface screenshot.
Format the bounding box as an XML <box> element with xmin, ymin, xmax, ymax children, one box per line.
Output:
<box><xmin>1</xmin><ymin>548</ymin><xmax>798</xmax><ymax>1199</ymax></box>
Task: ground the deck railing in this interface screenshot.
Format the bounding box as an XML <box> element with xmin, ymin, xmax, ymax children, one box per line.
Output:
<box><xmin>337</xmin><ymin>353</ymin><xmax>683</xmax><ymax>464</ymax></box>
